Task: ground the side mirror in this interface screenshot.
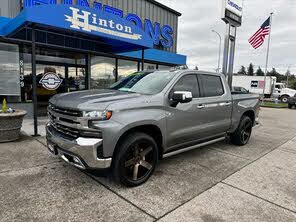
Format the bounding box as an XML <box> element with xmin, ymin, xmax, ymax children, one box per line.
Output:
<box><xmin>172</xmin><ymin>91</ymin><xmax>193</xmax><ymax>103</ymax></box>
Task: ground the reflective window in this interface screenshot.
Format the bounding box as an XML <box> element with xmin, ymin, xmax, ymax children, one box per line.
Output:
<box><xmin>199</xmin><ymin>75</ymin><xmax>224</xmax><ymax>97</ymax></box>
<box><xmin>158</xmin><ymin>65</ymin><xmax>172</xmax><ymax>70</ymax></box>
<box><xmin>91</xmin><ymin>56</ymin><xmax>116</xmax><ymax>89</ymax></box>
<box><xmin>118</xmin><ymin>59</ymin><xmax>138</xmax><ymax>79</ymax></box>
<box><xmin>68</xmin><ymin>67</ymin><xmax>86</xmax><ymax>91</ymax></box>
<box><xmin>0</xmin><ymin>43</ymin><xmax>20</xmax><ymax>102</ymax></box>
<box><xmin>171</xmin><ymin>75</ymin><xmax>200</xmax><ymax>98</ymax></box>
<box><xmin>110</xmin><ymin>71</ymin><xmax>176</xmax><ymax>95</ymax></box>
<box><xmin>144</xmin><ymin>63</ymin><xmax>156</xmax><ymax>70</ymax></box>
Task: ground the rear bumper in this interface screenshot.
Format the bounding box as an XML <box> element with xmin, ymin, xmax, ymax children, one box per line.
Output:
<box><xmin>46</xmin><ymin>123</ymin><xmax>112</xmax><ymax>170</ymax></box>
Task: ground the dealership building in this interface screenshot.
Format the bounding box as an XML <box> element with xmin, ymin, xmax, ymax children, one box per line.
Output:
<box><xmin>0</xmin><ymin>0</ymin><xmax>186</xmax><ymax>119</ymax></box>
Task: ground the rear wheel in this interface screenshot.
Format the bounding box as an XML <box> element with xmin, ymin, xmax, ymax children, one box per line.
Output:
<box><xmin>112</xmin><ymin>133</ymin><xmax>158</xmax><ymax>187</ymax></box>
<box><xmin>230</xmin><ymin>116</ymin><xmax>253</xmax><ymax>146</ymax></box>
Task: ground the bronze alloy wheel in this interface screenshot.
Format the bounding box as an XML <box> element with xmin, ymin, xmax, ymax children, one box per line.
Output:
<box><xmin>230</xmin><ymin>115</ymin><xmax>253</xmax><ymax>146</ymax></box>
<box><xmin>124</xmin><ymin>142</ymin><xmax>154</xmax><ymax>181</ymax></box>
<box><xmin>240</xmin><ymin>119</ymin><xmax>252</xmax><ymax>144</ymax></box>
<box><xmin>113</xmin><ymin>133</ymin><xmax>158</xmax><ymax>187</ymax></box>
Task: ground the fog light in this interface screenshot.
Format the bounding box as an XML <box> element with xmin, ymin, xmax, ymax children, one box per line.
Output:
<box><xmin>73</xmin><ymin>156</ymin><xmax>81</xmax><ymax>164</ymax></box>
<box><xmin>48</xmin><ymin>143</ymin><xmax>56</xmax><ymax>154</ymax></box>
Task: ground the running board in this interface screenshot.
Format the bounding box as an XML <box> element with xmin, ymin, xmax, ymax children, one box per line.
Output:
<box><xmin>163</xmin><ymin>137</ymin><xmax>226</xmax><ymax>159</ymax></box>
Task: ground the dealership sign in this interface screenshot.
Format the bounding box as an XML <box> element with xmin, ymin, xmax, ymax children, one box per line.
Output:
<box><xmin>222</xmin><ymin>0</ymin><xmax>243</xmax><ymax>27</ymax></box>
<box><xmin>65</xmin><ymin>7</ymin><xmax>142</xmax><ymax>41</ymax></box>
<box><xmin>9</xmin><ymin>5</ymin><xmax>153</xmax><ymax>49</ymax></box>
<box><xmin>24</xmin><ymin>0</ymin><xmax>174</xmax><ymax>48</ymax></box>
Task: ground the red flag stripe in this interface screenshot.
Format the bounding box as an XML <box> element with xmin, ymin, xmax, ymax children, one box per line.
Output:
<box><xmin>249</xmin><ymin>17</ymin><xmax>271</xmax><ymax>49</ymax></box>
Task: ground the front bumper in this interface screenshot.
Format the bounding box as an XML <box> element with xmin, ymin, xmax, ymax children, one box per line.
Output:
<box><xmin>46</xmin><ymin>123</ymin><xmax>112</xmax><ymax>170</ymax></box>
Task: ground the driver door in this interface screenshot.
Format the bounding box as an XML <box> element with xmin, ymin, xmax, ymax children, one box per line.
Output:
<box><xmin>166</xmin><ymin>74</ymin><xmax>207</xmax><ymax>149</ymax></box>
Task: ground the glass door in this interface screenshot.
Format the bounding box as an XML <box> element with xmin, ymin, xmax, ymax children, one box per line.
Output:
<box><xmin>36</xmin><ymin>64</ymin><xmax>66</xmax><ymax>116</ymax></box>
<box><xmin>67</xmin><ymin>67</ymin><xmax>86</xmax><ymax>92</ymax></box>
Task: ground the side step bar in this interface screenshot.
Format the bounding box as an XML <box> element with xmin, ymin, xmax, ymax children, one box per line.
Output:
<box><xmin>163</xmin><ymin>137</ymin><xmax>226</xmax><ymax>159</ymax></box>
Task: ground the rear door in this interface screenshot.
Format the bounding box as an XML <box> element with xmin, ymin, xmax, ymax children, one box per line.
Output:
<box><xmin>197</xmin><ymin>73</ymin><xmax>232</xmax><ymax>136</ymax></box>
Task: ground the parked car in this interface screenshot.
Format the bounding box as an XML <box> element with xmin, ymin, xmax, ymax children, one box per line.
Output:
<box><xmin>288</xmin><ymin>93</ymin><xmax>296</xmax><ymax>109</ymax></box>
<box><xmin>46</xmin><ymin>70</ymin><xmax>260</xmax><ymax>187</ymax></box>
<box><xmin>232</xmin><ymin>86</ymin><xmax>249</xmax><ymax>94</ymax></box>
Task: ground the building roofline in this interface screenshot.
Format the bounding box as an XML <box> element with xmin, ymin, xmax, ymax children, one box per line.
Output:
<box><xmin>147</xmin><ymin>0</ymin><xmax>182</xmax><ymax>16</ymax></box>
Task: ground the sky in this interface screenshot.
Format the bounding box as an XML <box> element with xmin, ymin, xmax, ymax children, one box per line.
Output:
<box><xmin>159</xmin><ymin>0</ymin><xmax>296</xmax><ymax>74</ymax></box>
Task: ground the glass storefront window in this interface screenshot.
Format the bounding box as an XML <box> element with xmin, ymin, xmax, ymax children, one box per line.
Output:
<box><xmin>91</xmin><ymin>56</ymin><xmax>116</xmax><ymax>89</ymax></box>
<box><xmin>0</xmin><ymin>43</ymin><xmax>20</xmax><ymax>102</ymax></box>
<box><xmin>158</xmin><ymin>65</ymin><xmax>173</xmax><ymax>70</ymax></box>
<box><xmin>68</xmin><ymin>67</ymin><xmax>86</xmax><ymax>91</ymax></box>
<box><xmin>118</xmin><ymin>59</ymin><xmax>138</xmax><ymax>79</ymax></box>
<box><xmin>144</xmin><ymin>63</ymin><xmax>157</xmax><ymax>70</ymax></box>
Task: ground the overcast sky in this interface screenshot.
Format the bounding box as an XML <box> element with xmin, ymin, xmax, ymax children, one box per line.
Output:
<box><xmin>159</xmin><ymin>0</ymin><xmax>296</xmax><ymax>74</ymax></box>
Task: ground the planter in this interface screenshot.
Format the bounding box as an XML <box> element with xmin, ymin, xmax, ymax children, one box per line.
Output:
<box><xmin>0</xmin><ymin>110</ymin><xmax>27</xmax><ymax>142</ymax></box>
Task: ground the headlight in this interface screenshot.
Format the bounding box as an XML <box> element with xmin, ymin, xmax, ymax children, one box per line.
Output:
<box><xmin>83</xmin><ymin>110</ymin><xmax>112</xmax><ymax>121</ymax></box>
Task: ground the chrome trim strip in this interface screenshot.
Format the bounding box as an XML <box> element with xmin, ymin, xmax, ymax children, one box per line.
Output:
<box><xmin>163</xmin><ymin>137</ymin><xmax>226</xmax><ymax>158</ymax></box>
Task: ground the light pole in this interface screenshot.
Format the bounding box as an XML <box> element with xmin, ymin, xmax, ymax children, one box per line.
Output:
<box><xmin>212</xmin><ymin>30</ymin><xmax>222</xmax><ymax>73</ymax></box>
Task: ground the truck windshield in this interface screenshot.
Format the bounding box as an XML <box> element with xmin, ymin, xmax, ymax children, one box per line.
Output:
<box><xmin>110</xmin><ymin>71</ymin><xmax>176</xmax><ymax>95</ymax></box>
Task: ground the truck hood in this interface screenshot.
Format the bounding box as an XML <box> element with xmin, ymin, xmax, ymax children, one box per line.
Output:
<box><xmin>49</xmin><ymin>89</ymin><xmax>143</xmax><ymax>111</ymax></box>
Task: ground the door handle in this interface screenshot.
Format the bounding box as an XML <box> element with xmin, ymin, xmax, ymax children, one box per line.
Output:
<box><xmin>197</xmin><ymin>104</ymin><xmax>205</xmax><ymax>109</ymax></box>
<box><xmin>224</xmin><ymin>102</ymin><xmax>232</xmax><ymax>106</ymax></box>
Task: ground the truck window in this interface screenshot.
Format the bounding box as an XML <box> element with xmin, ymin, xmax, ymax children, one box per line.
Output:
<box><xmin>171</xmin><ymin>75</ymin><xmax>200</xmax><ymax>98</ymax></box>
<box><xmin>111</xmin><ymin>71</ymin><xmax>177</xmax><ymax>95</ymax></box>
<box><xmin>200</xmin><ymin>75</ymin><xmax>224</xmax><ymax>97</ymax></box>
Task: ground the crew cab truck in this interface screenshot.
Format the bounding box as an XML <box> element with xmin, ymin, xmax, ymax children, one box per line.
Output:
<box><xmin>46</xmin><ymin>70</ymin><xmax>260</xmax><ymax>187</ymax></box>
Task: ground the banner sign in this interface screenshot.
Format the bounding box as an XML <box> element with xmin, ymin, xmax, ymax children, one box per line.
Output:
<box><xmin>23</xmin><ymin>0</ymin><xmax>174</xmax><ymax>49</ymax></box>
<box><xmin>7</xmin><ymin>5</ymin><xmax>153</xmax><ymax>49</ymax></box>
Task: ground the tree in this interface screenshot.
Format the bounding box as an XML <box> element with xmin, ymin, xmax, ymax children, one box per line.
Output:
<box><xmin>267</xmin><ymin>68</ymin><xmax>286</xmax><ymax>82</ymax></box>
<box><xmin>247</xmin><ymin>63</ymin><xmax>254</xmax><ymax>76</ymax></box>
<box><xmin>238</xmin><ymin>66</ymin><xmax>247</xmax><ymax>75</ymax></box>
<box><xmin>292</xmin><ymin>81</ymin><xmax>296</xmax><ymax>90</ymax></box>
<box><xmin>256</xmin><ymin>67</ymin><xmax>265</xmax><ymax>76</ymax></box>
<box><xmin>268</xmin><ymin>68</ymin><xmax>278</xmax><ymax>76</ymax></box>
<box><xmin>286</xmin><ymin>69</ymin><xmax>291</xmax><ymax>87</ymax></box>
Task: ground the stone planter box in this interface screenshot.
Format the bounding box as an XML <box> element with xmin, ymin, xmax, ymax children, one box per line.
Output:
<box><xmin>0</xmin><ymin>110</ymin><xmax>27</xmax><ymax>142</ymax></box>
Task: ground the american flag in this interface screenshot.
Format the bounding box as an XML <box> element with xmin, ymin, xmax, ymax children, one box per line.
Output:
<box><xmin>249</xmin><ymin>17</ymin><xmax>271</xmax><ymax>49</ymax></box>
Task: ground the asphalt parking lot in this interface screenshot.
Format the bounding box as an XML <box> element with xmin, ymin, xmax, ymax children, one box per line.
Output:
<box><xmin>1</xmin><ymin>107</ymin><xmax>296</xmax><ymax>222</ymax></box>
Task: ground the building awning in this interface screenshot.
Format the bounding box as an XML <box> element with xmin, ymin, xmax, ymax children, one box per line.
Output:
<box><xmin>118</xmin><ymin>49</ymin><xmax>187</xmax><ymax>65</ymax></box>
<box><xmin>0</xmin><ymin>5</ymin><xmax>154</xmax><ymax>53</ymax></box>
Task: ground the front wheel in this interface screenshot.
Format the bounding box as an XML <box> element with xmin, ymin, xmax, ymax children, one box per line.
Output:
<box><xmin>281</xmin><ymin>95</ymin><xmax>289</xmax><ymax>103</ymax></box>
<box><xmin>230</xmin><ymin>116</ymin><xmax>253</xmax><ymax>146</ymax></box>
<box><xmin>112</xmin><ymin>133</ymin><xmax>158</xmax><ymax>187</ymax></box>
<box><xmin>288</xmin><ymin>104</ymin><xmax>293</xmax><ymax>109</ymax></box>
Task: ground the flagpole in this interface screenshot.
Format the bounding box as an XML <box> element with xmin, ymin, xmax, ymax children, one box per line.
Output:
<box><xmin>263</xmin><ymin>12</ymin><xmax>274</xmax><ymax>96</ymax></box>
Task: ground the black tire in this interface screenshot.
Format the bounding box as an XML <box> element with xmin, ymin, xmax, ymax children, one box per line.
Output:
<box><xmin>230</xmin><ymin>116</ymin><xmax>253</xmax><ymax>146</ymax></box>
<box><xmin>288</xmin><ymin>104</ymin><xmax>293</xmax><ymax>109</ymax></box>
<box><xmin>280</xmin><ymin>95</ymin><xmax>289</xmax><ymax>103</ymax></box>
<box><xmin>112</xmin><ymin>133</ymin><xmax>158</xmax><ymax>187</ymax></box>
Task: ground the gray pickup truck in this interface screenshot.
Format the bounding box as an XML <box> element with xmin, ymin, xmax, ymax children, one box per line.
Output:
<box><xmin>46</xmin><ymin>70</ymin><xmax>260</xmax><ymax>186</ymax></box>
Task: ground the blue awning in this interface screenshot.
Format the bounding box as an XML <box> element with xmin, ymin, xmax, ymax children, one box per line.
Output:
<box><xmin>0</xmin><ymin>5</ymin><xmax>154</xmax><ymax>52</ymax></box>
<box><xmin>118</xmin><ymin>49</ymin><xmax>187</xmax><ymax>65</ymax></box>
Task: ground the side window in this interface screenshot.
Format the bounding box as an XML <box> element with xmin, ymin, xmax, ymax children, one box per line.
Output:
<box><xmin>199</xmin><ymin>75</ymin><xmax>224</xmax><ymax>97</ymax></box>
<box><xmin>171</xmin><ymin>75</ymin><xmax>200</xmax><ymax>98</ymax></box>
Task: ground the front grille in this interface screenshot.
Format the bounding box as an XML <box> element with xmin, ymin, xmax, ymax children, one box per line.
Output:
<box><xmin>48</xmin><ymin>104</ymin><xmax>102</xmax><ymax>139</ymax></box>
<box><xmin>49</xmin><ymin>104</ymin><xmax>82</xmax><ymax>117</ymax></box>
<box><xmin>52</xmin><ymin>122</ymin><xmax>79</xmax><ymax>139</ymax></box>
